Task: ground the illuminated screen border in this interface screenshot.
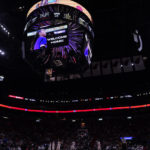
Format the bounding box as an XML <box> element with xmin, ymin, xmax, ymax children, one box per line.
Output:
<box><xmin>27</xmin><ymin>0</ymin><xmax>93</xmax><ymax>23</ymax></box>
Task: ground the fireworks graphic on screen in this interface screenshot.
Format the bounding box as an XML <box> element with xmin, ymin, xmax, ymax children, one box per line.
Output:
<box><xmin>51</xmin><ymin>22</ymin><xmax>84</xmax><ymax>59</ymax></box>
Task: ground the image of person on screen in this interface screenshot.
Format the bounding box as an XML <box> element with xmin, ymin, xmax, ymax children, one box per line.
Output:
<box><xmin>34</xmin><ymin>29</ymin><xmax>47</xmax><ymax>51</ymax></box>
<box><xmin>33</xmin><ymin>29</ymin><xmax>52</xmax><ymax>68</ymax></box>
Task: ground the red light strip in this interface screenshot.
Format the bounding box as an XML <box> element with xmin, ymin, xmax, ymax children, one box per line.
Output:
<box><xmin>0</xmin><ymin>104</ymin><xmax>150</xmax><ymax>114</ymax></box>
<box><xmin>95</xmin><ymin>108</ymin><xmax>111</xmax><ymax>111</ymax></box>
<box><xmin>8</xmin><ymin>95</ymin><xmax>24</xmax><ymax>100</ymax></box>
<box><xmin>130</xmin><ymin>105</ymin><xmax>147</xmax><ymax>109</ymax></box>
<box><xmin>10</xmin><ymin>107</ymin><xmax>26</xmax><ymax>111</ymax></box>
<box><xmin>111</xmin><ymin>106</ymin><xmax>130</xmax><ymax>110</ymax></box>
<box><xmin>27</xmin><ymin>109</ymin><xmax>44</xmax><ymax>113</ymax></box>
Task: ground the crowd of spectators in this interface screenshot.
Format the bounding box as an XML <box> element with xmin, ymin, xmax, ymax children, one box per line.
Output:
<box><xmin>0</xmin><ymin>114</ymin><xmax>150</xmax><ymax>150</ymax></box>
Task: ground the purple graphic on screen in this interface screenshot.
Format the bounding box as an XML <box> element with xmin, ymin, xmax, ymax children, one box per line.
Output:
<box><xmin>76</xmin><ymin>6</ymin><xmax>83</xmax><ymax>12</ymax></box>
<box><xmin>34</xmin><ymin>37</ymin><xmax>47</xmax><ymax>50</ymax></box>
<box><xmin>29</xmin><ymin>20</ymin><xmax>91</xmax><ymax>65</ymax></box>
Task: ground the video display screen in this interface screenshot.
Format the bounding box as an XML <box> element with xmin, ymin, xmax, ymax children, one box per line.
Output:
<box><xmin>23</xmin><ymin>1</ymin><xmax>147</xmax><ymax>82</ymax></box>
<box><xmin>24</xmin><ymin>2</ymin><xmax>94</xmax><ymax>82</ymax></box>
<box><xmin>27</xmin><ymin>24</ymin><xmax>68</xmax><ymax>48</ymax></box>
<box><xmin>25</xmin><ymin>22</ymin><xmax>92</xmax><ymax>70</ymax></box>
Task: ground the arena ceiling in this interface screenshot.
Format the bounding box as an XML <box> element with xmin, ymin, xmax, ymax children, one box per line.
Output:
<box><xmin>0</xmin><ymin>0</ymin><xmax>150</xmax><ymax>97</ymax></box>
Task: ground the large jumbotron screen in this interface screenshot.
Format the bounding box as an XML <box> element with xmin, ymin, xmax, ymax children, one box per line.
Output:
<box><xmin>24</xmin><ymin>0</ymin><xmax>94</xmax><ymax>81</ymax></box>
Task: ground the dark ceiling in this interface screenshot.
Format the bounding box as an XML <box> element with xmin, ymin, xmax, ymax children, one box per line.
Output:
<box><xmin>0</xmin><ymin>0</ymin><xmax>148</xmax><ymax>56</ymax></box>
<box><xmin>0</xmin><ymin>0</ymin><xmax>150</xmax><ymax>98</ymax></box>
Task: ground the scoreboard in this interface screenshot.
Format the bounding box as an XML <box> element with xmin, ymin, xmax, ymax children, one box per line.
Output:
<box><xmin>24</xmin><ymin>0</ymin><xmax>94</xmax><ymax>81</ymax></box>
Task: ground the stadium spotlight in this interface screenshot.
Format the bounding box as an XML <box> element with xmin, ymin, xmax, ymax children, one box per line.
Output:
<box><xmin>0</xmin><ymin>23</ymin><xmax>11</xmax><ymax>36</ymax></box>
<box><xmin>0</xmin><ymin>50</ymin><xmax>5</xmax><ymax>56</ymax></box>
<box><xmin>36</xmin><ymin>119</ymin><xmax>41</xmax><ymax>122</ymax></box>
<box><xmin>127</xmin><ymin>116</ymin><xmax>132</xmax><ymax>120</ymax></box>
<box><xmin>3</xmin><ymin>116</ymin><xmax>8</xmax><ymax>119</ymax></box>
<box><xmin>1</xmin><ymin>52</ymin><xmax>5</xmax><ymax>55</ymax></box>
<box><xmin>72</xmin><ymin>119</ymin><xmax>76</xmax><ymax>122</ymax></box>
<box><xmin>0</xmin><ymin>76</ymin><xmax>4</xmax><ymax>81</ymax></box>
<box><xmin>98</xmin><ymin>118</ymin><xmax>103</xmax><ymax>121</ymax></box>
